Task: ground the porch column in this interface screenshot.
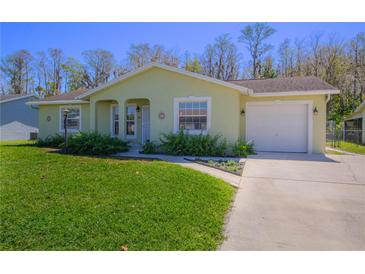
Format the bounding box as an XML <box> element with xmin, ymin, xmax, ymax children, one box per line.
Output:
<box><xmin>90</xmin><ymin>100</ymin><xmax>96</xmax><ymax>131</ymax></box>
<box><xmin>117</xmin><ymin>99</ymin><xmax>125</xmax><ymax>139</ymax></box>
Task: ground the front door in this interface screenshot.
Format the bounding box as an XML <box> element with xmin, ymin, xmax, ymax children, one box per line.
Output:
<box><xmin>141</xmin><ymin>106</ymin><xmax>150</xmax><ymax>144</ymax></box>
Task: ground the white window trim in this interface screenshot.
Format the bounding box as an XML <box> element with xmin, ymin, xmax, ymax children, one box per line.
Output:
<box><xmin>245</xmin><ymin>100</ymin><xmax>313</xmax><ymax>154</ymax></box>
<box><xmin>110</xmin><ymin>103</ymin><xmax>119</xmax><ymax>137</ymax></box>
<box><xmin>126</xmin><ymin>103</ymin><xmax>137</xmax><ymax>139</ymax></box>
<box><xmin>173</xmin><ymin>96</ymin><xmax>212</xmax><ymax>135</ymax></box>
<box><xmin>59</xmin><ymin>105</ymin><xmax>82</xmax><ymax>133</ymax></box>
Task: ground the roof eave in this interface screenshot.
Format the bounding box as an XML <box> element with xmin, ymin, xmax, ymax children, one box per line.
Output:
<box><xmin>76</xmin><ymin>62</ymin><xmax>251</xmax><ymax>99</ymax></box>
<box><xmin>249</xmin><ymin>89</ymin><xmax>340</xmax><ymax>97</ymax></box>
<box><xmin>0</xmin><ymin>94</ymin><xmax>37</xmax><ymax>104</ymax></box>
<box><xmin>26</xmin><ymin>100</ymin><xmax>89</xmax><ymax>105</ymax></box>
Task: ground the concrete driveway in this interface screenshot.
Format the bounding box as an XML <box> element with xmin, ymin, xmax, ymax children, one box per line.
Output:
<box><xmin>220</xmin><ymin>153</ymin><xmax>365</xmax><ymax>250</ymax></box>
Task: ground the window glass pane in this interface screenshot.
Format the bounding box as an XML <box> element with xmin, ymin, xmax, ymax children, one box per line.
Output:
<box><xmin>112</xmin><ymin>106</ymin><xmax>119</xmax><ymax>136</ymax></box>
<box><xmin>178</xmin><ymin>100</ymin><xmax>208</xmax><ymax>131</ymax></box>
<box><xmin>114</xmin><ymin>121</ymin><xmax>119</xmax><ymax>135</ymax></box>
<box><xmin>193</xmin><ymin>102</ymin><xmax>200</xmax><ymax>109</ymax></box>
<box><xmin>126</xmin><ymin>121</ymin><xmax>135</xmax><ymax>135</ymax></box>
<box><xmin>200</xmin><ymin>109</ymin><xmax>207</xmax><ymax>115</ymax></box>
<box><xmin>126</xmin><ymin>106</ymin><xmax>136</xmax><ymax>121</ymax></box>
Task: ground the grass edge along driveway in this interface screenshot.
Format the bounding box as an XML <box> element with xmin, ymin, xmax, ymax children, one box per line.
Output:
<box><xmin>0</xmin><ymin>141</ymin><xmax>235</xmax><ymax>251</ymax></box>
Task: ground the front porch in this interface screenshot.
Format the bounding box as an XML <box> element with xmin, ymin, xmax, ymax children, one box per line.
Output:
<box><xmin>91</xmin><ymin>98</ymin><xmax>151</xmax><ymax>145</ymax></box>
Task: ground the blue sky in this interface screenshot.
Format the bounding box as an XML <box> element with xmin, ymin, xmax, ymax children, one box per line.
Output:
<box><xmin>1</xmin><ymin>23</ymin><xmax>364</xmax><ymax>64</ymax></box>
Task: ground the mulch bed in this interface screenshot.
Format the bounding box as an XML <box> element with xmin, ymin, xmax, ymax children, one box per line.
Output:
<box><xmin>184</xmin><ymin>158</ymin><xmax>244</xmax><ymax>176</ymax></box>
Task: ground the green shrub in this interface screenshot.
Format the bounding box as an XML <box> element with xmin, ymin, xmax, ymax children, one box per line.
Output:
<box><xmin>37</xmin><ymin>132</ymin><xmax>129</xmax><ymax>155</ymax></box>
<box><xmin>66</xmin><ymin>132</ymin><xmax>129</xmax><ymax>155</ymax></box>
<box><xmin>36</xmin><ymin>134</ymin><xmax>64</xmax><ymax>148</ymax></box>
<box><xmin>160</xmin><ymin>130</ymin><xmax>227</xmax><ymax>156</ymax></box>
<box><xmin>140</xmin><ymin>140</ymin><xmax>157</xmax><ymax>154</ymax></box>
<box><xmin>232</xmin><ymin>139</ymin><xmax>255</xmax><ymax>157</ymax></box>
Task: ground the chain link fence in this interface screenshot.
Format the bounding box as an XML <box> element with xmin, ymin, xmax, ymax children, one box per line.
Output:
<box><xmin>326</xmin><ymin>120</ymin><xmax>364</xmax><ymax>147</ymax></box>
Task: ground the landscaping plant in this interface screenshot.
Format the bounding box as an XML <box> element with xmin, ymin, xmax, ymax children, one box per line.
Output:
<box><xmin>160</xmin><ymin>130</ymin><xmax>227</xmax><ymax>156</ymax></box>
<box><xmin>140</xmin><ymin>140</ymin><xmax>158</xmax><ymax>154</ymax></box>
<box><xmin>232</xmin><ymin>139</ymin><xmax>255</xmax><ymax>157</ymax></box>
<box><xmin>36</xmin><ymin>133</ymin><xmax>65</xmax><ymax>148</ymax></box>
<box><xmin>66</xmin><ymin>132</ymin><xmax>129</xmax><ymax>155</ymax></box>
<box><xmin>37</xmin><ymin>132</ymin><xmax>129</xmax><ymax>155</ymax></box>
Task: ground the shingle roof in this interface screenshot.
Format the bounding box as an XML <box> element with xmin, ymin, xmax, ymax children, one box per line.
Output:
<box><xmin>0</xmin><ymin>94</ymin><xmax>37</xmax><ymax>103</ymax></box>
<box><xmin>228</xmin><ymin>76</ymin><xmax>337</xmax><ymax>93</ymax></box>
<box><xmin>33</xmin><ymin>74</ymin><xmax>338</xmax><ymax>103</ymax></box>
<box><xmin>42</xmin><ymin>88</ymin><xmax>87</xmax><ymax>101</ymax></box>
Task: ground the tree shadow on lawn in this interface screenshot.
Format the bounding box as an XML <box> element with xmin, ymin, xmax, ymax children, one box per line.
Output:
<box><xmin>46</xmin><ymin>148</ymin><xmax>162</xmax><ymax>162</ymax></box>
<box><xmin>0</xmin><ymin>142</ymin><xmax>37</xmax><ymax>147</ymax></box>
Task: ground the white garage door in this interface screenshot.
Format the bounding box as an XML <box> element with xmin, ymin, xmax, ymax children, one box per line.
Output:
<box><xmin>246</xmin><ymin>102</ymin><xmax>309</xmax><ymax>153</ymax></box>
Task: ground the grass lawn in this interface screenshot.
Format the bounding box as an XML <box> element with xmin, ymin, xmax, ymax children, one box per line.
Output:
<box><xmin>0</xmin><ymin>141</ymin><xmax>234</xmax><ymax>251</ymax></box>
<box><xmin>327</xmin><ymin>141</ymin><xmax>365</xmax><ymax>155</ymax></box>
<box><xmin>325</xmin><ymin>149</ymin><xmax>345</xmax><ymax>155</ymax></box>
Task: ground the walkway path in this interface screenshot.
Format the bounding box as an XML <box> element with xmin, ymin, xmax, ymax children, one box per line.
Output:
<box><xmin>115</xmin><ymin>151</ymin><xmax>244</xmax><ymax>187</ymax></box>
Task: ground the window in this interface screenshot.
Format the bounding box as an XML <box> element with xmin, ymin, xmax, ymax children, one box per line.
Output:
<box><xmin>126</xmin><ymin>105</ymin><xmax>136</xmax><ymax>138</ymax></box>
<box><xmin>60</xmin><ymin>106</ymin><xmax>81</xmax><ymax>132</ymax></box>
<box><xmin>174</xmin><ymin>97</ymin><xmax>211</xmax><ymax>134</ymax></box>
<box><xmin>111</xmin><ymin>105</ymin><xmax>119</xmax><ymax>136</ymax></box>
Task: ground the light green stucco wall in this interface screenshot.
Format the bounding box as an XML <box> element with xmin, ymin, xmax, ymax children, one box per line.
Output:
<box><xmin>38</xmin><ymin>104</ymin><xmax>90</xmax><ymax>139</ymax></box>
<box><xmin>89</xmin><ymin>67</ymin><xmax>241</xmax><ymax>144</ymax></box>
<box><xmin>239</xmin><ymin>94</ymin><xmax>327</xmax><ymax>153</ymax></box>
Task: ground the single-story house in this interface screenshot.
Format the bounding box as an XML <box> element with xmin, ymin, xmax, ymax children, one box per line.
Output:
<box><xmin>28</xmin><ymin>63</ymin><xmax>340</xmax><ymax>153</ymax></box>
<box><xmin>0</xmin><ymin>94</ymin><xmax>39</xmax><ymax>140</ymax></box>
<box><xmin>344</xmin><ymin>101</ymin><xmax>365</xmax><ymax>144</ymax></box>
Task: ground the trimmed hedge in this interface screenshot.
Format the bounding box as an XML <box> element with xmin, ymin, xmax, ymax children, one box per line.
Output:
<box><xmin>36</xmin><ymin>132</ymin><xmax>129</xmax><ymax>155</ymax></box>
<box><xmin>36</xmin><ymin>134</ymin><xmax>64</xmax><ymax>148</ymax></box>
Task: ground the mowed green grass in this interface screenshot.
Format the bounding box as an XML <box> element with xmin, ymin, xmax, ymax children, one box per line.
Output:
<box><xmin>337</xmin><ymin>141</ymin><xmax>365</xmax><ymax>155</ymax></box>
<box><xmin>327</xmin><ymin>140</ymin><xmax>365</xmax><ymax>155</ymax></box>
<box><xmin>0</xmin><ymin>141</ymin><xmax>234</xmax><ymax>251</ymax></box>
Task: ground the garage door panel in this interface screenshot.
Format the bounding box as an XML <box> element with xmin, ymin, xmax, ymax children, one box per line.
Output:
<box><xmin>246</xmin><ymin>103</ymin><xmax>308</xmax><ymax>153</ymax></box>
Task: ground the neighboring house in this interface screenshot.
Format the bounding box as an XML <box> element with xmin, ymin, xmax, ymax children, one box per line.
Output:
<box><xmin>0</xmin><ymin>94</ymin><xmax>39</xmax><ymax>140</ymax></box>
<box><xmin>344</xmin><ymin>101</ymin><xmax>365</xmax><ymax>144</ymax></box>
<box><xmin>28</xmin><ymin>63</ymin><xmax>339</xmax><ymax>153</ymax></box>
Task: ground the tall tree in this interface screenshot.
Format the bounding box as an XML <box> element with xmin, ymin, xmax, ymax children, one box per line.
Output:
<box><xmin>348</xmin><ymin>32</ymin><xmax>365</xmax><ymax>98</ymax></box>
<box><xmin>62</xmin><ymin>57</ymin><xmax>86</xmax><ymax>92</ymax></box>
<box><xmin>0</xmin><ymin>50</ymin><xmax>33</xmax><ymax>94</ymax></box>
<box><xmin>82</xmin><ymin>49</ymin><xmax>115</xmax><ymax>88</ymax></box>
<box><xmin>259</xmin><ymin>56</ymin><xmax>277</xmax><ymax>78</ymax></box>
<box><xmin>200</xmin><ymin>34</ymin><xmax>240</xmax><ymax>80</ymax></box>
<box><xmin>200</xmin><ymin>44</ymin><xmax>216</xmax><ymax>78</ymax></box>
<box><xmin>185</xmin><ymin>56</ymin><xmax>202</xmax><ymax>73</ymax></box>
<box><xmin>127</xmin><ymin>44</ymin><xmax>180</xmax><ymax>69</ymax></box>
<box><xmin>309</xmin><ymin>33</ymin><xmax>323</xmax><ymax>77</ymax></box>
<box><xmin>294</xmin><ymin>38</ymin><xmax>306</xmax><ymax>76</ymax></box>
<box><xmin>34</xmin><ymin>51</ymin><xmax>49</xmax><ymax>96</ymax></box>
<box><xmin>48</xmin><ymin>48</ymin><xmax>64</xmax><ymax>94</ymax></box>
<box><xmin>238</xmin><ymin>23</ymin><xmax>276</xmax><ymax>78</ymax></box>
<box><xmin>278</xmin><ymin>39</ymin><xmax>294</xmax><ymax>77</ymax></box>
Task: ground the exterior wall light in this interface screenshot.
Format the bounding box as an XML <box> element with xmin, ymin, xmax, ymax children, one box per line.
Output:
<box><xmin>136</xmin><ymin>106</ymin><xmax>140</xmax><ymax>112</ymax></box>
<box><xmin>240</xmin><ymin>109</ymin><xmax>245</xmax><ymax>116</ymax></box>
<box><xmin>313</xmin><ymin>107</ymin><xmax>318</xmax><ymax>115</ymax></box>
